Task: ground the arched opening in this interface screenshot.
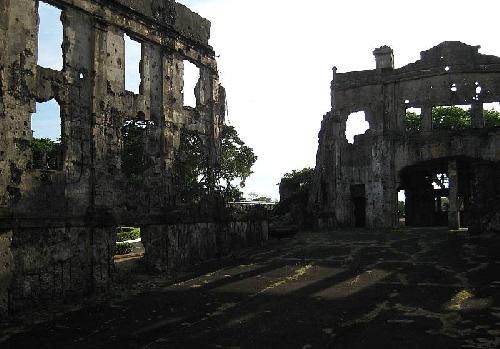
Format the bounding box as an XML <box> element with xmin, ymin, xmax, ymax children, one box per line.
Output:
<box><xmin>400</xmin><ymin>159</ymin><xmax>457</xmax><ymax>228</ymax></box>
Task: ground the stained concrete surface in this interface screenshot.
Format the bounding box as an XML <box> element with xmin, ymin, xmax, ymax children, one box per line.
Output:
<box><xmin>1</xmin><ymin>228</ymin><xmax>500</xmax><ymax>348</ymax></box>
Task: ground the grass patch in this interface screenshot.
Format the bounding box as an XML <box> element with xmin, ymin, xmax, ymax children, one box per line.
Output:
<box><xmin>117</xmin><ymin>227</ymin><xmax>141</xmax><ymax>242</ymax></box>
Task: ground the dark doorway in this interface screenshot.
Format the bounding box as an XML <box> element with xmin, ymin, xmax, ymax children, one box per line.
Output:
<box><xmin>351</xmin><ymin>184</ymin><xmax>366</xmax><ymax>227</ymax></box>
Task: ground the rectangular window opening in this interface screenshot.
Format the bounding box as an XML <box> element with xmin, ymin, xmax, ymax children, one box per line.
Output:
<box><xmin>183</xmin><ymin>60</ymin><xmax>200</xmax><ymax>108</ymax></box>
<box><xmin>37</xmin><ymin>1</ymin><xmax>63</xmax><ymax>70</ymax></box>
<box><xmin>432</xmin><ymin>105</ymin><xmax>471</xmax><ymax>130</ymax></box>
<box><xmin>124</xmin><ymin>34</ymin><xmax>142</xmax><ymax>94</ymax></box>
<box><xmin>31</xmin><ymin>99</ymin><xmax>62</xmax><ymax>170</ymax></box>
<box><xmin>405</xmin><ymin>107</ymin><xmax>422</xmax><ymax>133</ymax></box>
<box><xmin>114</xmin><ymin>226</ymin><xmax>145</xmax><ymax>266</ymax></box>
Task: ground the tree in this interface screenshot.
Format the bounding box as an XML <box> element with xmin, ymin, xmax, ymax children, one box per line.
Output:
<box><xmin>219</xmin><ymin>125</ymin><xmax>258</xmax><ymax>201</ymax></box>
<box><xmin>484</xmin><ymin>109</ymin><xmax>500</xmax><ymax>127</ymax></box>
<box><xmin>31</xmin><ymin>138</ymin><xmax>61</xmax><ymax>169</ymax></box>
<box><xmin>282</xmin><ymin>167</ymin><xmax>314</xmax><ymax>185</ymax></box>
<box><xmin>175</xmin><ymin>124</ymin><xmax>257</xmax><ymax>204</ymax></box>
<box><xmin>432</xmin><ymin>106</ymin><xmax>470</xmax><ymax>130</ymax></box>
<box><xmin>405</xmin><ymin>106</ymin><xmax>500</xmax><ymax>132</ymax></box>
<box><xmin>121</xmin><ymin>121</ymin><xmax>150</xmax><ymax>183</ymax></box>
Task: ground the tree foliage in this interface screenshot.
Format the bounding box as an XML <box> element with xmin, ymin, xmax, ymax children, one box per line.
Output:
<box><xmin>175</xmin><ymin>128</ymin><xmax>210</xmax><ymax>204</ymax></box>
<box><xmin>405</xmin><ymin>106</ymin><xmax>500</xmax><ymax>132</ymax></box>
<box><xmin>484</xmin><ymin>109</ymin><xmax>500</xmax><ymax>127</ymax></box>
<box><xmin>121</xmin><ymin>121</ymin><xmax>153</xmax><ymax>184</ymax></box>
<box><xmin>31</xmin><ymin>138</ymin><xmax>61</xmax><ymax>169</ymax></box>
<box><xmin>119</xmin><ymin>121</ymin><xmax>256</xmax><ymax>204</ymax></box>
<box><xmin>432</xmin><ymin>106</ymin><xmax>470</xmax><ymax>130</ymax></box>
<box><xmin>282</xmin><ymin>167</ymin><xmax>314</xmax><ymax>184</ymax></box>
<box><xmin>220</xmin><ymin>125</ymin><xmax>258</xmax><ymax>201</ymax></box>
<box><xmin>175</xmin><ymin>124</ymin><xmax>257</xmax><ymax>204</ymax></box>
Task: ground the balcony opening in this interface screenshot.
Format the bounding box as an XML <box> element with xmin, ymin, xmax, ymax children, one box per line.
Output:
<box><xmin>37</xmin><ymin>1</ymin><xmax>63</xmax><ymax>70</ymax></box>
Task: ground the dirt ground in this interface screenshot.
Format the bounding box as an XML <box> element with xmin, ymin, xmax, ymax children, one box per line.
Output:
<box><xmin>2</xmin><ymin>228</ymin><xmax>500</xmax><ymax>348</ymax></box>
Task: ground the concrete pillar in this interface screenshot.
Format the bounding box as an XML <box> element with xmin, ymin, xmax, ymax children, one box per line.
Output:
<box><xmin>471</xmin><ymin>102</ymin><xmax>484</xmax><ymax>128</ymax></box>
<box><xmin>448</xmin><ymin>160</ymin><xmax>460</xmax><ymax>230</ymax></box>
<box><xmin>373</xmin><ymin>46</ymin><xmax>394</xmax><ymax>70</ymax></box>
<box><xmin>421</xmin><ymin>105</ymin><xmax>433</xmax><ymax>131</ymax></box>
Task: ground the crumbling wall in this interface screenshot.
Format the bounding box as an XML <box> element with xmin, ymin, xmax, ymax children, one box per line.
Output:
<box><xmin>142</xmin><ymin>221</ymin><xmax>269</xmax><ymax>272</ymax></box>
<box><xmin>0</xmin><ymin>0</ymin><xmax>262</xmax><ymax>317</ymax></box>
<box><xmin>311</xmin><ymin>42</ymin><xmax>500</xmax><ymax>231</ymax></box>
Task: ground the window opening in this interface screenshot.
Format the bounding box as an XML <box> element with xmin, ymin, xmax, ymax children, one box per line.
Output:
<box><xmin>31</xmin><ymin>99</ymin><xmax>62</xmax><ymax>170</ymax></box>
<box><xmin>432</xmin><ymin>105</ymin><xmax>471</xmax><ymax>130</ymax></box>
<box><xmin>114</xmin><ymin>226</ymin><xmax>145</xmax><ymax>270</ymax></box>
<box><xmin>124</xmin><ymin>34</ymin><xmax>142</xmax><ymax>94</ymax></box>
<box><xmin>345</xmin><ymin>111</ymin><xmax>369</xmax><ymax>144</ymax></box>
<box><xmin>183</xmin><ymin>60</ymin><xmax>200</xmax><ymax>108</ymax></box>
<box><xmin>405</xmin><ymin>107</ymin><xmax>421</xmax><ymax>133</ymax></box>
<box><xmin>398</xmin><ymin>189</ymin><xmax>406</xmax><ymax>226</ymax></box>
<box><xmin>37</xmin><ymin>1</ymin><xmax>63</xmax><ymax>70</ymax></box>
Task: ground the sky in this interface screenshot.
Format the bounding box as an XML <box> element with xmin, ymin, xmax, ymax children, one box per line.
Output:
<box><xmin>35</xmin><ymin>0</ymin><xmax>500</xmax><ymax>200</ymax></box>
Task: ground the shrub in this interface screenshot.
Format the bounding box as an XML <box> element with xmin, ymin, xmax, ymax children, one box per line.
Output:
<box><xmin>116</xmin><ymin>227</ymin><xmax>141</xmax><ymax>242</ymax></box>
<box><xmin>115</xmin><ymin>242</ymin><xmax>133</xmax><ymax>255</ymax></box>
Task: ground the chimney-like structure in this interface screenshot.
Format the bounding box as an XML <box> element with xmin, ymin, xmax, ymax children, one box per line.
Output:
<box><xmin>373</xmin><ymin>45</ymin><xmax>394</xmax><ymax>70</ymax></box>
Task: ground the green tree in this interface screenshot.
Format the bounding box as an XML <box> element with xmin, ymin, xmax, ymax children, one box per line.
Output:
<box><xmin>175</xmin><ymin>124</ymin><xmax>257</xmax><ymax>204</ymax></box>
<box><xmin>219</xmin><ymin>125</ymin><xmax>258</xmax><ymax>201</ymax></box>
<box><xmin>484</xmin><ymin>109</ymin><xmax>500</xmax><ymax>127</ymax></box>
<box><xmin>432</xmin><ymin>106</ymin><xmax>470</xmax><ymax>130</ymax></box>
<box><xmin>175</xmin><ymin>128</ymin><xmax>209</xmax><ymax>204</ymax></box>
<box><xmin>121</xmin><ymin>121</ymin><xmax>152</xmax><ymax>184</ymax></box>
<box><xmin>282</xmin><ymin>167</ymin><xmax>314</xmax><ymax>183</ymax></box>
<box><xmin>31</xmin><ymin>138</ymin><xmax>61</xmax><ymax>169</ymax></box>
<box><xmin>405</xmin><ymin>106</ymin><xmax>500</xmax><ymax>132</ymax></box>
<box><xmin>404</xmin><ymin>111</ymin><xmax>421</xmax><ymax>133</ymax></box>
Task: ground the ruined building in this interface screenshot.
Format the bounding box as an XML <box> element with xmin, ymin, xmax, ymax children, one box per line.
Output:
<box><xmin>0</xmin><ymin>0</ymin><xmax>267</xmax><ymax>317</ymax></box>
<box><xmin>311</xmin><ymin>42</ymin><xmax>500</xmax><ymax>232</ymax></box>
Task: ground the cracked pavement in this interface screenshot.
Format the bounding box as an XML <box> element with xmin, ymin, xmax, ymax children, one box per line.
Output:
<box><xmin>2</xmin><ymin>228</ymin><xmax>500</xmax><ymax>348</ymax></box>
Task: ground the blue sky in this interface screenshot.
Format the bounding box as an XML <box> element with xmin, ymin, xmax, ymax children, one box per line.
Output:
<box><xmin>34</xmin><ymin>0</ymin><xmax>500</xmax><ymax>200</ymax></box>
<box><xmin>32</xmin><ymin>2</ymin><xmax>63</xmax><ymax>141</ymax></box>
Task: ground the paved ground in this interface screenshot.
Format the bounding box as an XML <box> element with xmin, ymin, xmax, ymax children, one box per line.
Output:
<box><xmin>2</xmin><ymin>228</ymin><xmax>500</xmax><ymax>348</ymax></box>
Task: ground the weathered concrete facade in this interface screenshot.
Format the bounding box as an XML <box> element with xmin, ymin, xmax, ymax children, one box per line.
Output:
<box><xmin>0</xmin><ymin>0</ymin><xmax>266</xmax><ymax>317</ymax></box>
<box><xmin>311</xmin><ymin>42</ymin><xmax>500</xmax><ymax>232</ymax></box>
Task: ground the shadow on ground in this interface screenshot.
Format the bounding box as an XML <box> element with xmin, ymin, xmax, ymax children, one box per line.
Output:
<box><xmin>2</xmin><ymin>228</ymin><xmax>500</xmax><ymax>348</ymax></box>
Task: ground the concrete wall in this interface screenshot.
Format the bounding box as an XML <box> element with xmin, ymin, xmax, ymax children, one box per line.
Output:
<box><xmin>142</xmin><ymin>221</ymin><xmax>269</xmax><ymax>272</ymax></box>
<box><xmin>311</xmin><ymin>42</ymin><xmax>500</xmax><ymax>231</ymax></box>
<box><xmin>0</xmin><ymin>0</ymin><xmax>244</xmax><ymax>318</ymax></box>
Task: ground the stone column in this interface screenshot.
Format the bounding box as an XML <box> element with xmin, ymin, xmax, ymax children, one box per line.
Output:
<box><xmin>421</xmin><ymin>105</ymin><xmax>433</xmax><ymax>131</ymax></box>
<box><xmin>471</xmin><ymin>102</ymin><xmax>484</xmax><ymax>128</ymax></box>
<box><xmin>448</xmin><ymin>160</ymin><xmax>460</xmax><ymax>230</ymax></box>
